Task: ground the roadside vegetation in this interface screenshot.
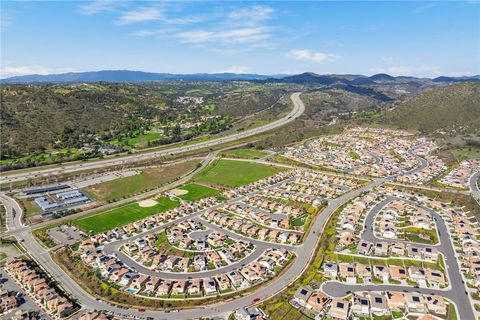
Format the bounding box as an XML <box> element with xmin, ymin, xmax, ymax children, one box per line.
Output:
<box><xmin>220</xmin><ymin>148</ymin><xmax>268</xmax><ymax>159</ymax></box>
<box><xmin>1</xmin><ymin>82</ymin><xmax>290</xmax><ymax>170</ymax></box>
<box><xmin>18</xmin><ymin>197</ymin><xmax>43</xmax><ymax>217</ymax></box>
<box><xmin>260</xmin><ymin>199</ymin><xmax>343</xmax><ymax>319</ymax></box>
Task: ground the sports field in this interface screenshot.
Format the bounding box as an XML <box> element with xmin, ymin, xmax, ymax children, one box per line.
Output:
<box><xmin>176</xmin><ymin>184</ymin><xmax>220</xmax><ymax>202</ymax></box>
<box><xmin>74</xmin><ymin>197</ymin><xmax>180</xmax><ymax>234</ymax></box>
<box><xmin>193</xmin><ymin>159</ymin><xmax>283</xmax><ymax>187</ymax></box>
<box><xmin>84</xmin><ymin>160</ymin><xmax>199</xmax><ymax>201</ymax></box>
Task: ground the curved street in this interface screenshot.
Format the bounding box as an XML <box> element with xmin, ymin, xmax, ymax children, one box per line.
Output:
<box><xmin>470</xmin><ymin>170</ymin><xmax>480</xmax><ymax>203</ymax></box>
<box><xmin>0</xmin><ymin>92</ymin><xmax>305</xmax><ymax>185</ymax></box>
<box><xmin>0</xmin><ymin>93</ymin><xmax>476</xmax><ymax>320</ymax></box>
<box><xmin>325</xmin><ymin>194</ymin><xmax>475</xmax><ymax>319</ymax></box>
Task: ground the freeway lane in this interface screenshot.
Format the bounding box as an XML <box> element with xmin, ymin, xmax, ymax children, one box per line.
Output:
<box><xmin>0</xmin><ymin>92</ymin><xmax>305</xmax><ymax>185</ymax></box>
<box><xmin>2</xmin><ymin>92</ymin><xmax>474</xmax><ymax>319</ymax></box>
<box><xmin>0</xmin><ymin>93</ymin><xmax>308</xmax><ymax>319</ymax></box>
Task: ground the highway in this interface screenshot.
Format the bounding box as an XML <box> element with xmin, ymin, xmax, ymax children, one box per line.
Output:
<box><xmin>0</xmin><ymin>92</ymin><xmax>305</xmax><ymax>185</ymax></box>
<box><xmin>0</xmin><ymin>93</ymin><xmax>476</xmax><ymax>319</ymax></box>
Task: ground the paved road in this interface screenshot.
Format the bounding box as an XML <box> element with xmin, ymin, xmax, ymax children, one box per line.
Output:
<box><xmin>2</xmin><ymin>153</ymin><xmax>216</xmax><ymax>237</ymax></box>
<box><xmin>361</xmin><ymin>196</ymin><xmax>439</xmax><ymax>248</ymax></box>
<box><xmin>1</xmin><ymin>93</ymin><xmax>475</xmax><ymax>319</ymax></box>
<box><xmin>0</xmin><ymin>93</ymin><xmax>307</xmax><ymax>319</ymax></box>
<box><xmin>0</xmin><ymin>271</ymin><xmax>49</xmax><ymax>320</ymax></box>
<box><xmin>470</xmin><ymin>170</ymin><xmax>480</xmax><ymax>203</ymax></box>
<box><xmin>101</xmin><ymin>182</ymin><xmax>294</xmax><ymax>280</ymax></box>
<box><xmin>323</xmin><ymin>194</ymin><xmax>476</xmax><ymax>320</ymax></box>
<box><xmin>0</xmin><ymin>92</ymin><xmax>305</xmax><ymax>185</ymax></box>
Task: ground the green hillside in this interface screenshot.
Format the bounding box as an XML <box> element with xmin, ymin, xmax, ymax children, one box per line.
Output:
<box><xmin>381</xmin><ymin>83</ymin><xmax>480</xmax><ymax>133</ymax></box>
<box><xmin>0</xmin><ymin>82</ymin><xmax>289</xmax><ymax>168</ymax></box>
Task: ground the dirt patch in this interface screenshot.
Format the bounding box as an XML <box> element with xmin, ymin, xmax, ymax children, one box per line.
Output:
<box><xmin>171</xmin><ymin>189</ymin><xmax>189</xmax><ymax>196</ymax></box>
<box><xmin>138</xmin><ymin>199</ymin><xmax>158</xmax><ymax>207</ymax></box>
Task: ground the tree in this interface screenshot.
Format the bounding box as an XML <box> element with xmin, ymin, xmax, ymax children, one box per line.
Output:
<box><xmin>172</xmin><ymin>124</ymin><xmax>181</xmax><ymax>141</ymax></box>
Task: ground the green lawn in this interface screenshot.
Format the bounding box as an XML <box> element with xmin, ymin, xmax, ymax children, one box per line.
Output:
<box><xmin>220</xmin><ymin>148</ymin><xmax>268</xmax><ymax>159</ymax></box>
<box><xmin>192</xmin><ymin>159</ymin><xmax>283</xmax><ymax>187</ymax></box>
<box><xmin>176</xmin><ymin>184</ymin><xmax>220</xmax><ymax>201</ymax></box>
<box><xmin>84</xmin><ymin>160</ymin><xmax>199</xmax><ymax>202</ymax></box>
<box><xmin>155</xmin><ymin>231</ymin><xmax>170</xmax><ymax>252</ymax></box>
<box><xmin>291</xmin><ymin>216</ymin><xmax>307</xmax><ymax>227</ymax></box>
<box><xmin>126</xmin><ymin>131</ymin><xmax>163</xmax><ymax>148</ymax></box>
<box><xmin>403</xmin><ymin>227</ymin><xmax>439</xmax><ymax>245</ymax></box>
<box><xmin>18</xmin><ymin>197</ymin><xmax>43</xmax><ymax>217</ymax></box>
<box><xmin>348</xmin><ymin>151</ymin><xmax>360</xmax><ymax>160</ymax></box>
<box><xmin>74</xmin><ymin>197</ymin><xmax>180</xmax><ymax>234</ymax></box>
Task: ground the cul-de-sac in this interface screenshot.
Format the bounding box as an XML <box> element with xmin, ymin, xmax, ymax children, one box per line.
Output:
<box><xmin>1</xmin><ymin>2</ymin><xmax>479</xmax><ymax>319</ymax></box>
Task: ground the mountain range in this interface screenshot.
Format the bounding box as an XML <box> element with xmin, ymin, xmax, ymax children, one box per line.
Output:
<box><xmin>1</xmin><ymin>70</ymin><xmax>479</xmax><ymax>84</ymax></box>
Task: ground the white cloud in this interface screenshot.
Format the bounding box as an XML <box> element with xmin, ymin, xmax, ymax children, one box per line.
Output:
<box><xmin>116</xmin><ymin>7</ymin><xmax>163</xmax><ymax>25</ymax></box>
<box><xmin>219</xmin><ymin>66</ymin><xmax>252</xmax><ymax>74</ymax></box>
<box><xmin>177</xmin><ymin>27</ymin><xmax>270</xmax><ymax>45</ymax></box>
<box><xmin>78</xmin><ymin>0</ymin><xmax>119</xmax><ymax>16</ymax></box>
<box><xmin>287</xmin><ymin>49</ymin><xmax>339</xmax><ymax>63</ymax></box>
<box><xmin>131</xmin><ymin>28</ymin><xmax>176</xmax><ymax>37</ymax></box>
<box><xmin>228</xmin><ymin>5</ymin><xmax>274</xmax><ymax>23</ymax></box>
<box><xmin>0</xmin><ymin>66</ymin><xmax>75</xmax><ymax>78</ymax></box>
<box><xmin>116</xmin><ymin>6</ymin><xmax>205</xmax><ymax>26</ymax></box>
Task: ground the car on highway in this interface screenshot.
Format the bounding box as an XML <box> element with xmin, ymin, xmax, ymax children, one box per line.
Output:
<box><xmin>253</xmin><ymin>298</ymin><xmax>261</xmax><ymax>303</ymax></box>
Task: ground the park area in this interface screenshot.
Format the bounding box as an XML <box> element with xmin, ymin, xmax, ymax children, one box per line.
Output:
<box><xmin>74</xmin><ymin>197</ymin><xmax>179</xmax><ymax>234</ymax></box>
<box><xmin>174</xmin><ymin>184</ymin><xmax>220</xmax><ymax>202</ymax></box>
<box><xmin>192</xmin><ymin>159</ymin><xmax>283</xmax><ymax>188</ymax></box>
<box><xmin>84</xmin><ymin>160</ymin><xmax>199</xmax><ymax>202</ymax></box>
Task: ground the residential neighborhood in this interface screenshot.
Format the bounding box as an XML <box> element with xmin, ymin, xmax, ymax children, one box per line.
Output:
<box><xmin>1</xmin><ymin>126</ymin><xmax>478</xmax><ymax>320</ymax></box>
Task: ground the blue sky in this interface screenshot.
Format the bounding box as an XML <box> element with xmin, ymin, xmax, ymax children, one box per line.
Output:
<box><xmin>1</xmin><ymin>1</ymin><xmax>479</xmax><ymax>78</ymax></box>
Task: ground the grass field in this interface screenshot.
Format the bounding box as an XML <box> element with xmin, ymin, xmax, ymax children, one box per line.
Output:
<box><xmin>220</xmin><ymin>148</ymin><xmax>268</xmax><ymax>159</ymax></box>
<box><xmin>84</xmin><ymin>160</ymin><xmax>199</xmax><ymax>202</ymax></box>
<box><xmin>176</xmin><ymin>184</ymin><xmax>220</xmax><ymax>202</ymax></box>
<box><xmin>126</xmin><ymin>131</ymin><xmax>163</xmax><ymax>148</ymax></box>
<box><xmin>18</xmin><ymin>197</ymin><xmax>43</xmax><ymax>217</ymax></box>
<box><xmin>450</xmin><ymin>146</ymin><xmax>480</xmax><ymax>161</ymax></box>
<box><xmin>74</xmin><ymin>197</ymin><xmax>180</xmax><ymax>234</ymax></box>
<box><xmin>192</xmin><ymin>159</ymin><xmax>283</xmax><ymax>188</ymax></box>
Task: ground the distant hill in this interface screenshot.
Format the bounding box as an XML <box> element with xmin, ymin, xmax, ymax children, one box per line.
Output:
<box><xmin>2</xmin><ymin>69</ymin><xmax>479</xmax><ymax>84</ymax></box>
<box><xmin>368</xmin><ymin>73</ymin><xmax>396</xmax><ymax>81</ymax></box>
<box><xmin>380</xmin><ymin>82</ymin><xmax>480</xmax><ymax>133</ymax></box>
<box><xmin>432</xmin><ymin>75</ymin><xmax>480</xmax><ymax>83</ymax></box>
<box><xmin>275</xmin><ymin>72</ymin><xmax>359</xmax><ymax>85</ymax></box>
<box><xmin>0</xmin><ymin>70</ymin><xmax>274</xmax><ymax>83</ymax></box>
